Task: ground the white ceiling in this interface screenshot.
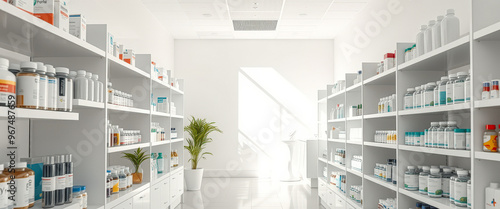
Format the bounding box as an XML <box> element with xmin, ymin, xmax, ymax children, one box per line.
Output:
<box><xmin>141</xmin><ymin>0</ymin><xmax>368</xmax><ymax>39</ymax></box>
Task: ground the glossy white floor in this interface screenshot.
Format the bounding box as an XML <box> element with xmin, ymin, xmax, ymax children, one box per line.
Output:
<box><xmin>175</xmin><ymin>178</ymin><xmax>323</xmax><ymax>209</ymax></box>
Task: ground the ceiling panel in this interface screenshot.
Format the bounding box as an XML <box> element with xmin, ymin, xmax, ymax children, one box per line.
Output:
<box><xmin>329</xmin><ymin>2</ymin><xmax>367</xmax><ymax>11</ymax></box>
<box><xmin>197</xmin><ymin>31</ymin><xmax>234</xmax><ymax>39</ymax></box>
<box><xmin>233</xmin><ymin>31</ymin><xmax>278</xmax><ymax>39</ymax></box>
<box><xmin>278</xmin><ymin>18</ymin><xmax>323</xmax><ymax>26</ymax></box>
<box><xmin>228</xmin><ymin>0</ymin><xmax>284</xmax><ymax>12</ymax></box>
<box><xmin>230</xmin><ymin>11</ymin><xmax>281</xmax><ymax>20</ymax></box>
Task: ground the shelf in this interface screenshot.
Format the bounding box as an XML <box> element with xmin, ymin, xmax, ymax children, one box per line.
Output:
<box><xmin>364</xmin><ymin>175</ymin><xmax>397</xmax><ymax>191</ymax></box>
<box><xmin>318</xmin><ymin>97</ymin><xmax>327</xmax><ymax>103</ymax></box>
<box><xmin>328</xmin><ymin>138</ymin><xmax>346</xmax><ymax>143</ymax></box>
<box><xmin>171</xmin><ymin>87</ymin><xmax>184</xmax><ymax>95</ymax></box>
<box><xmin>107</xmin><ymin>104</ymin><xmax>150</xmax><ymax>115</ymax></box>
<box><xmin>329</xmin><ymin>161</ymin><xmax>346</xmax><ymax>170</ymax></box>
<box><xmin>0</xmin><ymin>107</ymin><xmax>79</xmax><ymax>120</ymax></box>
<box><xmin>475</xmin><ymin>151</ymin><xmax>500</xmax><ymax>162</ymax></box>
<box><xmin>318</xmin><ymin>157</ymin><xmax>328</xmax><ymax>164</ymax></box>
<box><xmin>151</xmin><ymin>140</ymin><xmax>172</xmax><ymax>146</ymax></box>
<box><xmin>328</xmin><ymin>184</ymin><xmax>346</xmax><ymax>200</ymax></box>
<box><xmin>399</xmin><ymin>189</ymin><xmax>458</xmax><ymax>209</ymax></box>
<box><xmin>107</xmin><ymin>143</ymin><xmax>151</xmax><ymax>153</ymax></box>
<box><xmin>399</xmin><ymin>145</ymin><xmax>470</xmax><ymax>158</ymax></box>
<box><xmin>171</xmin><ymin>115</ymin><xmax>184</xmax><ymax>119</ymax></box>
<box><xmin>327</xmin><ymin>90</ymin><xmax>345</xmax><ymax>100</ymax></box>
<box><xmin>346</xmin><ymin>140</ymin><xmax>362</xmax><ymax>145</ymax></box>
<box><xmin>152</xmin><ymin>111</ymin><xmax>170</xmax><ymax>117</ymax></box>
<box><xmin>152</xmin><ymin>78</ymin><xmax>171</xmax><ymax>89</ymax></box>
<box><xmin>170</xmin><ymin>138</ymin><xmax>184</xmax><ymax>143</ymax></box>
<box><xmin>73</xmin><ymin>99</ymin><xmax>105</xmax><ymax>109</ymax></box>
<box><xmin>346</xmin><ymin>83</ymin><xmax>362</xmax><ymax>92</ymax></box>
<box><xmin>32</xmin><ymin>199</ymin><xmax>83</xmax><ymax>209</ymax></box>
<box><xmin>153</xmin><ymin>172</ymin><xmax>170</xmax><ymax>184</ymax></box>
<box><xmin>328</xmin><ymin>118</ymin><xmax>345</xmax><ymax>123</ymax></box>
<box><xmin>346</xmin><ymin>116</ymin><xmax>362</xmax><ymax>121</ymax></box>
<box><xmin>106</xmin><ymin>181</ymin><xmax>150</xmax><ymax>208</ymax></box>
<box><xmin>474</xmin><ymin>21</ymin><xmax>500</xmax><ymax>41</ymax></box>
<box><xmin>398</xmin><ymin>35</ymin><xmax>470</xmax><ymax>72</ymax></box>
<box><xmin>0</xmin><ymin>1</ymin><xmax>105</xmax><ymax>57</ymax></box>
<box><xmin>346</xmin><ymin>168</ymin><xmax>363</xmax><ymax>178</ymax></box>
<box><xmin>364</xmin><ymin>67</ymin><xmax>396</xmax><ymax>85</ymax></box>
<box><xmin>170</xmin><ymin>166</ymin><xmax>184</xmax><ymax>174</ymax></box>
<box><xmin>398</xmin><ymin>103</ymin><xmax>471</xmax><ymax>116</ymax></box>
<box><xmin>346</xmin><ymin>198</ymin><xmax>362</xmax><ymax>209</ymax></box>
<box><xmin>364</xmin><ymin>142</ymin><xmax>397</xmax><ymax>149</ymax></box>
<box><xmin>474</xmin><ymin>99</ymin><xmax>500</xmax><ymax>109</ymax></box>
<box><xmin>108</xmin><ymin>56</ymin><xmax>150</xmax><ymax>79</ymax></box>
<box><xmin>364</xmin><ymin>112</ymin><xmax>396</xmax><ymax>119</ymax></box>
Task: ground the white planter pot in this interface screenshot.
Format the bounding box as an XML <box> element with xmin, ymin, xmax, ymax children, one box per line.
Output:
<box><xmin>184</xmin><ymin>168</ymin><xmax>204</xmax><ymax>191</ymax></box>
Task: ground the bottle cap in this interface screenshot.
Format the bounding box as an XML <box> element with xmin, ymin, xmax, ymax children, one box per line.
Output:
<box><xmin>443</xmin><ymin>168</ymin><xmax>452</xmax><ymax>173</ymax></box>
<box><xmin>430</xmin><ymin>168</ymin><xmax>440</xmax><ymax>174</ymax></box>
<box><xmin>77</xmin><ymin>70</ymin><xmax>86</xmax><ymax>75</ymax></box>
<box><xmin>20</xmin><ymin>62</ymin><xmax>37</xmax><ymax>70</ymax></box>
<box><xmin>46</xmin><ymin>65</ymin><xmax>55</xmax><ymax>74</ymax></box>
<box><xmin>447</xmin><ymin>121</ymin><xmax>457</xmax><ymax>126</ymax></box>
<box><xmin>76</xmin><ymin>185</ymin><xmax>86</xmax><ymax>191</ymax></box>
<box><xmin>55</xmin><ymin>67</ymin><xmax>69</xmax><ymax>74</ymax></box>
<box><xmin>457</xmin><ymin>72</ymin><xmax>468</xmax><ymax>77</ymax></box>
<box><xmin>16</xmin><ymin>162</ymin><xmax>27</xmax><ymax>168</ymax></box>
<box><xmin>66</xmin><ymin>154</ymin><xmax>72</xmax><ymax>162</ymax></box>
<box><xmin>457</xmin><ymin>170</ymin><xmax>468</xmax><ymax>176</ymax></box>
<box><xmin>439</xmin><ymin>121</ymin><xmax>447</xmax><ymax>126</ymax></box>
<box><xmin>0</xmin><ymin>164</ymin><xmax>3</xmax><ymax>171</ymax></box>
<box><xmin>69</xmin><ymin>71</ymin><xmax>77</xmax><ymax>77</ymax></box>
<box><xmin>437</xmin><ymin>15</ymin><xmax>444</xmax><ymax>21</ymax></box>
<box><xmin>491</xmin><ymin>183</ymin><xmax>499</xmax><ymax>189</ymax></box>
<box><xmin>108</xmin><ymin>82</ymin><xmax>112</xmax><ymax>87</ymax></box>
<box><xmin>9</xmin><ymin>63</ymin><xmax>20</xmax><ymax>71</ymax></box>
<box><xmin>447</xmin><ymin>9</ymin><xmax>455</xmax><ymax>15</ymax></box>
<box><xmin>427</xmin><ymin>82</ymin><xmax>436</xmax><ymax>86</ymax></box>
<box><xmin>486</xmin><ymin>125</ymin><xmax>496</xmax><ymax>130</ymax></box>
<box><xmin>441</xmin><ymin>76</ymin><xmax>449</xmax><ymax>81</ymax></box>
<box><xmin>72</xmin><ymin>186</ymin><xmax>82</xmax><ymax>193</ymax></box>
<box><xmin>422</xmin><ymin>166</ymin><xmax>430</xmax><ymax>171</ymax></box>
<box><xmin>408</xmin><ymin>165</ymin><xmax>415</xmax><ymax>169</ymax></box>
<box><xmin>448</xmin><ymin>74</ymin><xmax>457</xmax><ymax>79</ymax></box>
<box><xmin>0</xmin><ymin>58</ymin><xmax>9</xmax><ymax>69</ymax></box>
<box><xmin>428</xmin><ymin>20</ymin><xmax>436</xmax><ymax>25</ymax></box>
<box><xmin>36</xmin><ymin>66</ymin><xmax>47</xmax><ymax>73</ymax></box>
<box><xmin>92</xmin><ymin>74</ymin><xmax>99</xmax><ymax>80</ymax></box>
<box><xmin>43</xmin><ymin>156</ymin><xmax>55</xmax><ymax>164</ymax></box>
<box><xmin>421</xmin><ymin>25</ymin><xmax>427</xmax><ymax>30</ymax></box>
<box><xmin>35</xmin><ymin>62</ymin><xmax>45</xmax><ymax>70</ymax></box>
<box><xmin>86</xmin><ymin>72</ymin><xmax>93</xmax><ymax>77</ymax></box>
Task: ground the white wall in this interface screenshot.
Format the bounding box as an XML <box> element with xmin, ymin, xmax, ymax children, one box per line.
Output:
<box><xmin>333</xmin><ymin>0</ymin><xmax>470</xmax><ymax>79</ymax></box>
<box><xmin>70</xmin><ymin>0</ymin><xmax>174</xmax><ymax>70</ymax></box>
<box><xmin>175</xmin><ymin>40</ymin><xmax>334</xmax><ymax>177</ymax></box>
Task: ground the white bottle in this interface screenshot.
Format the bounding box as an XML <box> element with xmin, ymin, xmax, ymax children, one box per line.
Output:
<box><xmin>433</xmin><ymin>16</ymin><xmax>444</xmax><ymax>49</ymax></box>
<box><xmin>441</xmin><ymin>9</ymin><xmax>460</xmax><ymax>45</ymax></box>
<box><xmin>74</xmin><ymin>70</ymin><xmax>88</xmax><ymax>100</ymax></box>
<box><xmin>98</xmin><ymin>79</ymin><xmax>104</xmax><ymax>103</ymax></box>
<box><xmin>68</xmin><ymin>71</ymin><xmax>75</xmax><ymax>111</ymax></box>
<box><xmin>45</xmin><ymin>65</ymin><xmax>58</xmax><ymax>111</ymax></box>
<box><xmin>446</xmin><ymin>74</ymin><xmax>457</xmax><ymax>105</ymax></box>
<box><xmin>55</xmin><ymin>67</ymin><xmax>69</xmax><ymax>111</ymax></box>
<box><xmin>428</xmin><ymin>168</ymin><xmax>443</xmax><ymax>198</ymax></box>
<box><xmin>92</xmin><ymin>74</ymin><xmax>100</xmax><ymax>102</ymax></box>
<box><xmin>424</xmin><ymin>20</ymin><xmax>435</xmax><ymax>53</ymax></box>
<box><xmin>416</xmin><ymin>25</ymin><xmax>427</xmax><ymax>56</ymax></box>
<box><xmin>86</xmin><ymin>72</ymin><xmax>94</xmax><ymax>102</ymax></box>
<box><xmin>108</xmin><ymin>82</ymin><xmax>114</xmax><ymax>104</ymax></box>
<box><xmin>36</xmin><ymin>63</ymin><xmax>48</xmax><ymax>110</ymax></box>
<box><xmin>486</xmin><ymin>182</ymin><xmax>498</xmax><ymax>209</ymax></box>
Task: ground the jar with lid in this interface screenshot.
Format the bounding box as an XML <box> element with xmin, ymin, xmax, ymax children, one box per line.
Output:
<box><xmin>125</xmin><ymin>167</ymin><xmax>132</xmax><ymax>189</ymax></box>
<box><xmin>68</xmin><ymin>71</ymin><xmax>75</xmax><ymax>111</ymax></box>
<box><xmin>45</xmin><ymin>65</ymin><xmax>58</xmax><ymax>111</ymax></box>
<box><xmin>106</xmin><ymin>170</ymin><xmax>111</xmax><ymax>198</ymax></box>
<box><xmin>437</xmin><ymin>76</ymin><xmax>449</xmax><ymax>106</ymax></box>
<box><xmin>441</xmin><ymin>9</ymin><xmax>460</xmax><ymax>45</ymax></box>
<box><xmin>118</xmin><ymin>168</ymin><xmax>127</xmax><ymax>191</ymax></box>
<box><xmin>0</xmin><ymin>58</ymin><xmax>16</xmax><ymax>108</ymax></box>
<box><xmin>442</xmin><ymin>168</ymin><xmax>453</xmax><ymax>197</ymax></box>
<box><xmin>92</xmin><ymin>74</ymin><xmax>100</xmax><ymax>102</ymax></box>
<box><xmin>416</xmin><ymin>25</ymin><xmax>427</xmax><ymax>56</ymax></box>
<box><xmin>110</xmin><ymin>170</ymin><xmax>119</xmax><ymax>194</ymax></box>
<box><xmin>424</xmin><ymin>20</ymin><xmax>435</xmax><ymax>53</ymax></box>
<box><xmin>491</xmin><ymin>80</ymin><xmax>500</xmax><ymax>99</ymax></box>
<box><xmin>429</xmin><ymin>122</ymin><xmax>439</xmax><ymax>148</ymax></box>
<box><xmin>107</xmin><ymin>82</ymin><xmax>114</xmax><ymax>104</ymax></box>
<box><xmin>483</xmin><ymin>125</ymin><xmax>498</xmax><ymax>152</ymax></box>
<box><xmin>419</xmin><ymin>166</ymin><xmax>430</xmax><ymax>194</ymax></box>
<box><xmin>465</xmin><ymin>70</ymin><xmax>471</xmax><ymax>101</ymax></box>
<box><xmin>446</xmin><ymin>74</ymin><xmax>457</xmax><ymax>105</ymax></box>
<box><xmin>428</xmin><ymin>168</ymin><xmax>443</xmax><ymax>197</ymax></box>
<box><xmin>453</xmin><ymin>72</ymin><xmax>468</xmax><ymax>104</ymax></box>
<box><xmin>86</xmin><ymin>72</ymin><xmax>94</xmax><ymax>102</ymax></box>
<box><xmin>74</xmin><ymin>70</ymin><xmax>88</xmax><ymax>100</ymax></box>
<box><xmin>35</xmin><ymin>62</ymin><xmax>48</xmax><ymax>110</ymax></box>
<box><xmin>445</xmin><ymin>121</ymin><xmax>458</xmax><ymax>149</ymax></box>
<box><xmin>437</xmin><ymin>121</ymin><xmax>448</xmax><ymax>148</ymax></box>
<box><xmin>433</xmin><ymin>16</ymin><xmax>444</xmax><ymax>49</ymax></box>
<box><xmin>454</xmin><ymin>170</ymin><xmax>469</xmax><ymax>206</ymax></box>
<box><xmin>74</xmin><ymin>186</ymin><xmax>87</xmax><ymax>209</ymax></box>
<box><xmin>55</xmin><ymin>67</ymin><xmax>69</xmax><ymax>111</ymax></box>
<box><xmin>413</xmin><ymin>86</ymin><xmax>422</xmax><ymax>109</ymax></box>
<box><xmin>18</xmin><ymin>62</ymin><xmax>40</xmax><ymax>109</ymax></box>
<box><xmin>0</xmin><ymin>164</ymin><xmax>9</xmax><ymax>209</ymax></box>
<box><xmin>72</xmin><ymin>186</ymin><xmax>82</xmax><ymax>209</ymax></box>
<box><xmin>424</xmin><ymin>82</ymin><xmax>436</xmax><ymax>107</ymax></box>
<box><xmin>483</xmin><ymin>81</ymin><xmax>491</xmax><ymax>100</ymax></box>
<box><xmin>404</xmin><ymin>166</ymin><xmax>419</xmax><ymax>191</ymax></box>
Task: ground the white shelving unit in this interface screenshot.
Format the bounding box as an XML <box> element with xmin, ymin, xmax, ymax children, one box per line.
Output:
<box><xmin>317</xmin><ymin>4</ymin><xmax>500</xmax><ymax>206</ymax></box>
<box><xmin>0</xmin><ymin>2</ymin><xmax>185</xmax><ymax>209</ymax></box>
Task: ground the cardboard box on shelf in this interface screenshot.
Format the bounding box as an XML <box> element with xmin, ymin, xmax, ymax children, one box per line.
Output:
<box><xmin>123</xmin><ymin>49</ymin><xmax>136</xmax><ymax>66</ymax></box>
<box><xmin>34</xmin><ymin>0</ymin><xmax>55</xmax><ymax>25</ymax></box>
<box><xmin>69</xmin><ymin>14</ymin><xmax>86</xmax><ymax>41</ymax></box>
<box><xmin>9</xmin><ymin>0</ymin><xmax>34</xmax><ymax>14</ymax></box>
<box><xmin>54</xmin><ymin>0</ymin><xmax>69</xmax><ymax>32</ymax></box>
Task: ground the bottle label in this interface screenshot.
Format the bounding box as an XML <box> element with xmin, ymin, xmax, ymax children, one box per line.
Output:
<box><xmin>439</xmin><ymin>86</ymin><xmax>447</xmax><ymax>105</ymax></box>
<box><xmin>0</xmin><ymin>182</ymin><xmax>8</xmax><ymax>208</ymax></box>
<box><xmin>14</xmin><ymin>178</ymin><xmax>30</xmax><ymax>207</ymax></box>
<box><xmin>28</xmin><ymin>176</ymin><xmax>34</xmax><ymax>203</ymax></box>
<box><xmin>467</xmin><ymin>183</ymin><xmax>471</xmax><ymax>206</ymax></box>
<box><xmin>465</xmin><ymin>81</ymin><xmax>470</xmax><ymax>100</ymax></box>
<box><xmin>404</xmin><ymin>175</ymin><xmax>418</xmax><ymax>190</ymax></box>
<box><xmin>437</xmin><ymin>131</ymin><xmax>445</xmax><ymax>147</ymax></box>
<box><xmin>455</xmin><ymin>182</ymin><xmax>467</xmax><ymax>204</ymax></box>
<box><xmin>39</xmin><ymin>76</ymin><xmax>47</xmax><ymax>107</ymax></box>
<box><xmin>128</xmin><ymin>176</ymin><xmax>132</xmax><ymax>187</ymax></box>
<box><xmin>446</xmin><ymin>131</ymin><xmax>454</xmax><ymax>149</ymax></box>
<box><xmin>428</xmin><ymin>177</ymin><xmax>443</xmax><ymax>196</ymax></box>
<box><xmin>48</xmin><ymin>78</ymin><xmax>57</xmax><ymax>109</ymax></box>
<box><xmin>112</xmin><ymin>180</ymin><xmax>119</xmax><ymax>193</ymax></box>
<box><xmin>453</xmin><ymin>83</ymin><xmax>465</xmax><ymax>102</ymax></box>
<box><xmin>119</xmin><ymin>178</ymin><xmax>127</xmax><ymax>189</ymax></box>
<box><xmin>483</xmin><ymin>135</ymin><xmax>498</xmax><ymax>152</ymax></box>
<box><xmin>17</xmin><ymin>75</ymin><xmax>39</xmax><ymax>107</ymax></box>
<box><xmin>446</xmin><ymin>84</ymin><xmax>454</xmax><ymax>104</ymax></box>
<box><xmin>442</xmin><ymin>178</ymin><xmax>450</xmax><ymax>197</ymax></box>
<box><xmin>66</xmin><ymin>174</ymin><xmax>73</xmax><ymax>188</ymax></box>
<box><xmin>57</xmin><ymin>77</ymin><xmax>67</xmax><ymax>109</ymax></box>
<box><xmin>56</xmin><ymin>175</ymin><xmax>66</xmax><ymax>190</ymax></box>
<box><xmin>42</xmin><ymin>177</ymin><xmax>56</xmax><ymax>191</ymax></box>
<box><xmin>424</xmin><ymin>91</ymin><xmax>434</xmax><ymax>107</ymax></box>
<box><xmin>419</xmin><ymin>176</ymin><xmax>428</xmax><ymax>193</ymax></box>
<box><xmin>0</xmin><ymin>79</ymin><xmax>16</xmax><ymax>106</ymax></box>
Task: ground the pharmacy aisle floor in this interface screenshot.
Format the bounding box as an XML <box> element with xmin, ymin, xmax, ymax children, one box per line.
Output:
<box><xmin>175</xmin><ymin>178</ymin><xmax>323</xmax><ymax>209</ymax></box>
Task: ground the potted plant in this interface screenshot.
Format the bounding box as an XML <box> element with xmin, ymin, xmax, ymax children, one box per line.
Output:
<box><xmin>122</xmin><ymin>148</ymin><xmax>150</xmax><ymax>184</ymax></box>
<box><xmin>184</xmin><ymin>116</ymin><xmax>222</xmax><ymax>190</ymax></box>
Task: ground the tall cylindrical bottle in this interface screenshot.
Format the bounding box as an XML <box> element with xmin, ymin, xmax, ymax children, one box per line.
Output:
<box><xmin>36</xmin><ymin>62</ymin><xmax>48</xmax><ymax>110</ymax></box>
<box><xmin>55</xmin><ymin>68</ymin><xmax>69</xmax><ymax>111</ymax></box>
<box><xmin>55</xmin><ymin>155</ymin><xmax>66</xmax><ymax>206</ymax></box>
<box><xmin>74</xmin><ymin>70</ymin><xmax>88</xmax><ymax>100</ymax></box>
<box><xmin>92</xmin><ymin>74</ymin><xmax>100</xmax><ymax>102</ymax></box>
<box><xmin>416</xmin><ymin>25</ymin><xmax>427</xmax><ymax>56</ymax></box>
<box><xmin>42</xmin><ymin>156</ymin><xmax>56</xmax><ymax>208</ymax></box>
<box><xmin>17</xmin><ymin>62</ymin><xmax>40</xmax><ymax>109</ymax></box>
<box><xmin>45</xmin><ymin>65</ymin><xmax>58</xmax><ymax>111</ymax></box>
<box><xmin>86</xmin><ymin>72</ymin><xmax>94</xmax><ymax>102</ymax></box>
<box><xmin>64</xmin><ymin>154</ymin><xmax>73</xmax><ymax>203</ymax></box>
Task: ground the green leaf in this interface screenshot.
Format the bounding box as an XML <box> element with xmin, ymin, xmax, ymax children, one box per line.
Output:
<box><xmin>184</xmin><ymin>116</ymin><xmax>222</xmax><ymax>169</ymax></box>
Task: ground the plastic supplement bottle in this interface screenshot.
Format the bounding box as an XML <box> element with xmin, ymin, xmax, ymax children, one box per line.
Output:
<box><xmin>419</xmin><ymin>166</ymin><xmax>430</xmax><ymax>194</ymax></box>
<box><xmin>17</xmin><ymin>62</ymin><xmax>40</xmax><ymax>109</ymax></box>
<box><xmin>437</xmin><ymin>122</ymin><xmax>448</xmax><ymax>148</ymax></box>
<box><xmin>454</xmin><ymin>72</ymin><xmax>467</xmax><ymax>104</ymax></box>
<box><xmin>430</xmin><ymin>122</ymin><xmax>439</xmax><ymax>148</ymax></box>
<box><xmin>405</xmin><ymin>88</ymin><xmax>415</xmax><ymax>110</ymax></box>
<box><xmin>428</xmin><ymin>168</ymin><xmax>443</xmax><ymax>198</ymax></box>
<box><xmin>118</xmin><ymin>168</ymin><xmax>127</xmax><ymax>191</ymax></box>
<box><xmin>437</xmin><ymin>76</ymin><xmax>449</xmax><ymax>106</ymax></box>
<box><xmin>445</xmin><ymin>121</ymin><xmax>458</xmax><ymax>149</ymax></box>
<box><xmin>405</xmin><ymin>166</ymin><xmax>419</xmax><ymax>191</ymax></box>
<box><xmin>42</xmin><ymin>156</ymin><xmax>56</xmax><ymax>208</ymax></box>
<box><xmin>55</xmin><ymin>155</ymin><xmax>66</xmax><ymax>206</ymax></box>
<box><xmin>55</xmin><ymin>68</ymin><xmax>69</xmax><ymax>111</ymax></box>
<box><xmin>0</xmin><ymin>164</ymin><xmax>9</xmax><ymax>209</ymax></box>
<box><xmin>416</xmin><ymin>25</ymin><xmax>427</xmax><ymax>56</ymax></box>
<box><xmin>442</xmin><ymin>168</ymin><xmax>452</xmax><ymax>198</ymax></box>
<box><xmin>424</xmin><ymin>20</ymin><xmax>435</xmax><ymax>53</ymax></box>
<box><xmin>414</xmin><ymin>86</ymin><xmax>422</xmax><ymax>109</ymax></box>
<box><xmin>64</xmin><ymin>154</ymin><xmax>73</xmax><ymax>204</ymax></box>
<box><xmin>110</xmin><ymin>170</ymin><xmax>119</xmax><ymax>194</ymax></box>
<box><xmin>0</xmin><ymin>58</ymin><xmax>16</xmax><ymax>107</ymax></box>
<box><xmin>424</xmin><ymin>82</ymin><xmax>436</xmax><ymax>107</ymax></box>
<box><xmin>92</xmin><ymin>74</ymin><xmax>99</xmax><ymax>102</ymax></box>
<box><xmin>483</xmin><ymin>124</ymin><xmax>498</xmax><ymax>152</ymax></box>
<box><xmin>465</xmin><ymin>71</ymin><xmax>471</xmax><ymax>102</ymax></box>
<box><xmin>86</xmin><ymin>72</ymin><xmax>94</xmax><ymax>102</ymax></box>
<box><xmin>466</xmin><ymin>180</ymin><xmax>471</xmax><ymax>208</ymax></box>
<box><xmin>68</xmin><ymin>71</ymin><xmax>75</xmax><ymax>111</ymax></box>
<box><xmin>446</xmin><ymin>74</ymin><xmax>457</xmax><ymax>105</ymax></box>
<box><xmin>441</xmin><ymin>9</ymin><xmax>460</xmax><ymax>45</ymax></box>
<box><xmin>433</xmin><ymin>16</ymin><xmax>444</xmax><ymax>49</ymax></box>
<box><xmin>36</xmin><ymin>63</ymin><xmax>48</xmax><ymax>110</ymax></box>
<box><xmin>454</xmin><ymin>170</ymin><xmax>469</xmax><ymax>206</ymax></box>
<box><xmin>45</xmin><ymin>65</ymin><xmax>57</xmax><ymax>111</ymax></box>
<box><xmin>4</xmin><ymin>162</ymin><xmax>33</xmax><ymax>209</ymax></box>
<box><xmin>108</xmin><ymin>82</ymin><xmax>114</xmax><ymax>104</ymax></box>
<box><xmin>74</xmin><ymin>70</ymin><xmax>88</xmax><ymax>100</ymax></box>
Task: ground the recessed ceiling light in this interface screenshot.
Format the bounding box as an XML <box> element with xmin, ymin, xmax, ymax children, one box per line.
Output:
<box><xmin>299</xmin><ymin>13</ymin><xmax>308</xmax><ymax>17</ymax></box>
<box><xmin>202</xmin><ymin>13</ymin><xmax>212</xmax><ymax>17</ymax></box>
